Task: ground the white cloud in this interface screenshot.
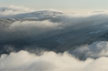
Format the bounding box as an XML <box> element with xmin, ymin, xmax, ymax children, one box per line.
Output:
<box><xmin>0</xmin><ymin>50</ymin><xmax>108</xmax><ymax>71</ymax></box>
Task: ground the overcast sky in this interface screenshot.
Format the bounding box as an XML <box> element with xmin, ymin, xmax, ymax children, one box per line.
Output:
<box><xmin>0</xmin><ymin>0</ymin><xmax>108</xmax><ymax>10</ymax></box>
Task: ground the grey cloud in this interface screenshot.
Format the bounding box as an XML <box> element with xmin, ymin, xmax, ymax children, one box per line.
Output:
<box><xmin>0</xmin><ymin>8</ymin><xmax>108</xmax><ymax>58</ymax></box>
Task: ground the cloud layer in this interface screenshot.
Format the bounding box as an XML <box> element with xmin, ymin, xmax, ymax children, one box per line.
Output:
<box><xmin>0</xmin><ymin>50</ymin><xmax>108</xmax><ymax>71</ymax></box>
<box><xmin>71</xmin><ymin>41</ymin><xmax>108</xmax><ymax>59</ymax></box>
<box><xmin>1</xmin><ymin>6</ymin><xmax>108</xmax><ymax>71</ymax></box>
<box><xmin>1</xmin><ymin>7</ymin><xmax>108</xmax><ymax>55</ymax></box>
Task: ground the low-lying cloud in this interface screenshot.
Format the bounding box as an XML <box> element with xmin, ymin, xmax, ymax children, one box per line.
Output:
<box><xmin>71</xmin><ymin>41</ymin><xmax>108</xmax><ymax>59</ymax></box>
<box><xmin>0</xmin><ymin>50</ymin><xmax>108</xmax><ymax>71</ymax></box>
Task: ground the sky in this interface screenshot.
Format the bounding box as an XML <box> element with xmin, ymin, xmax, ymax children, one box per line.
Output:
<box><xmin>0</xmin><ymin>0</ymin><xmax>108</xmax><ymax>10</ymax></box>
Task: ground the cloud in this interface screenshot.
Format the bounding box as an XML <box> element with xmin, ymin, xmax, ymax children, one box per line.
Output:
<box><xmin>1</xmin><ymin>8</ymin><xmax>108</xmax><ymax>57</ymax></box>
<box><xmin>8</xmin><ymin>20</ymin><xmax>59</xmax><ymax>33</ymax></box>
<box><xmin>0</xmin><ymin>20</ymin><xmax>61</xmax><ymax>43</ymax></box>
<box><xmin>1</xmin><ymin>7</ymin><xmax>108</xmax><ymax>71</ymax></box>
<box><xmin>0</xmin><ymin>5</ymin><xmax>34</xmax><ymax>16</ymax></box>
<box><xmin>71</xmin><ymin>41</ymin><xmax>108</xmax><ymax>59</ymax></box>
<box><xmin>0</xmin><ymin>50</ymin><xmax>108</xmax><ymax>71</ymax></box>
